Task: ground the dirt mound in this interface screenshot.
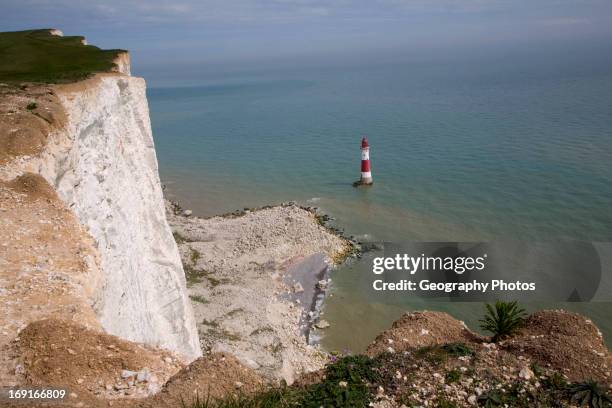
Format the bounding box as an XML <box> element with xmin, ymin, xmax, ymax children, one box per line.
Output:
<box><xmin>366</xmin><ymin>311</ymin><xmax>483</xmax><ymax>356</ymax></box>
<box><xmin>18</xmin><ymin>319</ymin><xmax>184</xmax><ymax>400</ymax></box>
<box><xmin>9</xmin><ymin>322</ymin><xmax>263</xmax><ymax>408</ymax></box>
<box><xmin>500</xmin><ymin>310</ymin><xmax>611</xmax><ymax>382</ymax></box>
<box><xmin>520</xmin><ymin>309</ymin><xmax>605</xmax><ymax>338</ymax></box>
<box><xmin>3</xmin><ymin>173</ymin><xmax>57</xmax><ymax>201</ymax></box>
<box><xmin>0</xmin><ymin>85</ymin><xmax>66</xmax><ymax>166</ymax></box>
<box><xmin>137</xmin><ymin>353</ymin><xmax>264</xmax><ymax>408</ymax></box>
<box><xmin>0</xmin><ymin>176</ymin><xmax>102</xmax><ymax>388</ymax></box>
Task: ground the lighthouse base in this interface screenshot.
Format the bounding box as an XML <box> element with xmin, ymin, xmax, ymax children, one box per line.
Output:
<box><xmin>353</xmin><ymin>178</ymin><xmax>373</xmax><ymax>187</ymax></box>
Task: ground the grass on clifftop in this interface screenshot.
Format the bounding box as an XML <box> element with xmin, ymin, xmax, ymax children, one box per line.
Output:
<box><xmin>0</xmin><ymin>29</ymin><xmax>125</xmax><ymax>84</ymax></box>
<box><xmin>186</xmin><ymin>355</ymin><xmax>381</xmax><ymax>408</ymax></box>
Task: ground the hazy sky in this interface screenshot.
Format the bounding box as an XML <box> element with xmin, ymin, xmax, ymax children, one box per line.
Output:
<box><xmin>3</xmin><ymin>0</ymin><xmax>612</xmax><ymax>75</ymax></box>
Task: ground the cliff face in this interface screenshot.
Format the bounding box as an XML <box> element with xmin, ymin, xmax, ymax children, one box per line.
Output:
<box><xmin>53</xmin><ymin>75</ymin><xmax>200</xmax><ymax>359</ymax></box>
<box><xmin>1</xmin><ymin>71</ymin><xmax>200</xmax><ymax>359</ymax></box>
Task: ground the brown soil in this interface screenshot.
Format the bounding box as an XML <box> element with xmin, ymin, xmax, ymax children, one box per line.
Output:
<box><xmin>365</xmin><ymin>311</ymin><xmax>484</xmax><ymax>357</ymax></box>
<box><xmin>4</xmin><ymin>320</ymin><xmax>264</xmax><ymax>408</ymax></box>
<box><xmin>3</xmin><ymin>173</ymin><xmax>58</xmax><ymax>201</ymax></box>
<box><xmin>0</xmin><ymin>174</ymin><xmax>102</xmax><ymax>387</ymax></box>
<box><xmin>0</xmin><ymin>84</ymin><xmax>66</xmax><ymax>165</ymax></box>
<box><xmin>18</xmin><ymin>319</ymin><xmax>184</xmax><ymax>400</ymax></box>
<box><xmin>500</xmin><ymin>309</ymin><xmax>612</xmax><ymax>383</ymax></box>
<box><xmin>137</xmin><ymin>353</ymin><xmax>264</xmax><ymax>408</ymax></box>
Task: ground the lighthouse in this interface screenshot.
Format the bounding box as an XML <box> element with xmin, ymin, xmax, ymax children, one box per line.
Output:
<box><xmin>355</xmin><ymin>137</ymin><xmax>373</xmax><ymax>186</ymax></box>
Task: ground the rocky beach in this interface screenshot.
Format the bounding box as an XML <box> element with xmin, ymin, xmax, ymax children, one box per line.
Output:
<box><xmin>166</xmin><ymin>199</ymin><xmax>353</xmax><ymax>383</ymax></box>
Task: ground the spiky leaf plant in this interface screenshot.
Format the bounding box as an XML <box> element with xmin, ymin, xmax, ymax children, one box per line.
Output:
<box><xmin>568</xmin><ymin>380</ymin><xmax>612</xmax><ymax>408</ymax></box>
<box><xmin>479</xmin><ymin>301</ymin><xmax>526</xmax><ymax>342</ymax></box>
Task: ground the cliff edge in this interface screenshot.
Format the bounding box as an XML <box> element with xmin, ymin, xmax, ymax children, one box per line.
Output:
<box><xmin>0</xmin><ymin>29</ymin><xmax>200</xmax><ymax>363</ymax></box>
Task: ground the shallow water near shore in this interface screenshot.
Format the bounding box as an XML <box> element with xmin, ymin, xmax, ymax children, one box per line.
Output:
<box><xmin>148</xmin><ymin>49</ymin><xmax>612</xmax><ymax>350</ymax></box>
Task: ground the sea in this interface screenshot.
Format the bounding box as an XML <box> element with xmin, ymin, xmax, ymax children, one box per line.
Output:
<box><xmin>145</xmin><ymin>45</ymin><xmax>612</xmax><ymax>351</ymax></box>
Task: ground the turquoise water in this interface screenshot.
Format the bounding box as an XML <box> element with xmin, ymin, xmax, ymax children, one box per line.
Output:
<box><xmin>148</xmin><ymin>51</ymin><xmax>612</xmax><ymax>350</ymax></box>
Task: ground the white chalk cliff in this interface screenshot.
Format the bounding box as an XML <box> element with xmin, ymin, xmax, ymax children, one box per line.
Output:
<box><xmin>3</xmin><ymin>60</ymin><xmax>201</xmax><ymax>359</ymax></box>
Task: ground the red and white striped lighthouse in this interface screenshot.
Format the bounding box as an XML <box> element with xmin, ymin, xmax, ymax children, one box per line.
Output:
<box><xmin>358</xmin><ymin>137</ymin><xmax>373</xmax><ymax>185</ymax></box>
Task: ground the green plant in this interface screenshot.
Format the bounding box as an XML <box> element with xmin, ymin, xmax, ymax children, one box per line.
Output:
<box><xmin>184</xmin><ymin>265</ymin><xmax>205</xmax><ymax>286</ymax></box>
<box><xmin>190</xmin><ymin>247</ymin><xmax>201</xmax><ymax>265</ymax></box>
<box><xmin>183</xmin><ymin>387</ymin><xmax>302</xmax><ymax>408</ymax></box>
<box><xmin>188</xmin><ymin>356</ymin><xmax>382</xmax><ymax>408</ymax></box>
<box><xmin>568</xmin><ymin>380</ymin><xmax>612</xmax><ymax>408</ymax></box>
<box><xmin>442</xmin><ymin>342</ymin><xmax>475</xmax><ymax>357</ymax></box>
<box><xmin>173</xmin><ymin>231</ymin><xmax>189</xmax><ymax>244</ymax></box>
<box><xmin>479</xmin><ymin>301</ymin><xmax>526</xmax><ymax>342</ymax></box>
<box><xmin>189</xmin><ymin>294</ymin><xmax>209</xmax><ymax>304</ymax></box>
<box><xmin>413</xmin><ymin>343</ymin><xmax>475</xmax><ymax>366</ymax></box>
<box><xmin>396</xmin><ymin>392</ymin><xmax>418</xmax><ymax>407</ymax></box>
<box><xmin>301</xmin><ymin>355</ymin><xmax>381</xmax><ymax>407</ymax></box>
<box><xmin>530</xmin><ymin>362</ymin><xmax>543</xmax><ymax>377</ymax></box>
<box><xmin>436</xmin><ymin>396</ymin><xmax>458</xmax><ymax>408</ymax></box>
<box><xmin>26</xmin><ymin>102</ymin><xmax>37</xmax><ymax>110</ymax></box>
<box><xmin>414</xmin><ymin>345</ymin><xmax>448</xmax><ymax>364</ymax></box>
<box><xmin>445</xmin><ymin>369</ymin><xmax>461</xmax><ymax>384</ymax></box>
<box><xmin>478</xmin><ymin>390</ymin><xmax>503</xmax><ymax>408</ymax></box>
<box><xmin>543</xmin><ymin>372</ymin><xmax>567</xmax><ymax>390</ymax></box>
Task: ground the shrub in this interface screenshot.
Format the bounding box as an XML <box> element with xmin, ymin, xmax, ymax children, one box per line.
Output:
<box><xmin>189</xmin><ymin>294</ymin><xmax>209</xmax><ymax>304</ymax></box>
<box><xmin>188</xmin><ymin>355</ymin><xmax>382</xmax><ymax>408</ymax></box>
<box><xmin>445</xmin><ymin>369</ymin><xmax>461</xmax><ymax>383</ymax></box>
<box><xmin>436</xmin><ymin>397</ymin><xmax>458</xmax><ymax>408</ymax></box>
<box><xmin>479</xmin><ymin>301</ymin><xmax>526</xmax><ymax>342</ymax></box>
<box><xmin>543</xmin><ymin>372</ymin><xmax>567</xmax><ymax>390</ymax></box>
<box><xmin>478</xmin><ymin>390</ymin><xmax>503</xmax><ymax>408</ymax></box>
<box><xmin>26</xmin><ymin>102</ymin><xmax>37</xmax><ymax>110</ymax></box>
<box><xmin>442</xmin><ymin>342</ymin><xmax>475</xmax><ymax>357</ymax></box>
<box><xmin>301</xmin><ymin>355</ymin><xmax>381</xmax><ymax>407</ymax></box>
<box><xmin>530</xmin><ymin>362</ymin><xmax>543</xmax><ymax>377</ymax></box>
<box><xmin>568</xmin><ymin>380</ymin><xmax>612</xmax><ymax>408</ymax></box>
<box><xmin>414</xmin><ymin>345</ymin><xmax>448</xmax><ymax>364</ymax></box>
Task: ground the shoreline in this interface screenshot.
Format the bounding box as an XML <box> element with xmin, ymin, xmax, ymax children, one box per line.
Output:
<box><xmin>165</xmin><ymin>198</ymin><xmax>357</xmax><ymax>383</ymax></box>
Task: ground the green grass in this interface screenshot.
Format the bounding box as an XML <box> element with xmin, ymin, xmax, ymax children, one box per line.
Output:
<box><xmin>184</xmin><ymin>388</ymin><xmax>303</xmax><ymax>408</ymax></box>
<box><xmin>435</xmin><ymin>397</ymin><xmax>458</xmax><ymax>408</ymax></box>
<box><xmin>441</xmin><ymin>342</ymin><xmax>475</xmax><ymax>357</ymax></box>
<box><xmin>173</xmin><ymin>231</ymin><xmax>189</xmax><ymax>244</ymax></box>
<box><xmin>445</xmin><ymin>369</ymin><xmax>461</xmax><ymax>384</ymax></box>
<box><xmin>184</xmin><ymin>265</ymin><xmax>206</xmax><ymax>286</ymax></box>
<box><xmin>185</xmin><ymin>355</ymin><xmax>381</xmax><ymax>408</ymax></box>
<box><xmin>414</xmin><ymin>345</ymin><xmax>449</xmax><ymax>364</ymax></box>
<box><xmin>568</xmin><ymin>380</ymin><xmax>612</xmax><ymax>408</ymax></box>
<box><xmin>0</xmin><ymin>29</ymin><xmax>125</xmax><ymax>84</ymax></box>
<box><xmin>411</xmin><ymin>343</ymin><xmax>474</xmax><ymax>366</ymax></box>
<box><xmin>189</xmin><ymin>294</ymin><xmax>209</xmax><ymax>304</ymax></box>
<box><xmin>190</xmin><ymin>247</ymin><xmax>201</xmax><ymax>265</ymax></box>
